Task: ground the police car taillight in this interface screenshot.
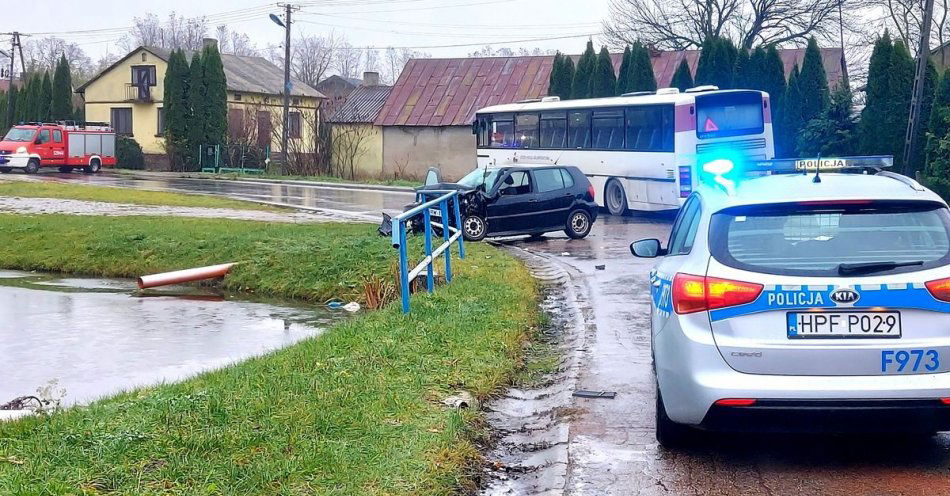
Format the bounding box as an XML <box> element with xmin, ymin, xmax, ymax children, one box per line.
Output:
<box><xmin>926</xmin><ymin>277</ymin><xmax>950</xmax><ymax>302</ymax></box>
<box><xmin>672</xmin><ymin>273</ymin><xmax>764</xmax><ymax>314</ymax></box>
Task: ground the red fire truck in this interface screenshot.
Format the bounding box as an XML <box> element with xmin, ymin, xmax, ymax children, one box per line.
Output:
<box><xmin>0</xmin><ymin>121</ymin><xmax>117</xmax><ymax>174</ymax></box>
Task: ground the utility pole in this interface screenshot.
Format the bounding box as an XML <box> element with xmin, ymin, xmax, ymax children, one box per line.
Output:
<box><xmin>273</xmin><ymin>3</ymin><xmax>298</xmax><ymax>175</ymax></box>
<box><xmin>902</xmin><ymin>0</ymin><xmax>936</xmax><ymax>176</ymax></box>
<box><xmin>2</xmin><ymin>32</ymin><xmax>23</xmax><ymax>128</ymax></box>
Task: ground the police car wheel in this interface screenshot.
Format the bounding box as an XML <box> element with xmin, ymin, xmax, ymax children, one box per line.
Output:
<box><xmin>565</xmin><ymin>209</ymin><xmax>592</xmax><ymax>239</ymax></box>
<box><xmin>462</xmin><ymin>215</ymin><xmax>487</xmax><ymax>241</ymax></box>
<box><xmin>655</xmin><ymin>388</ymin><xmax>690</xmax><ymax>449</ymax></box>
<box><xmin>25</xmin><ymin>159</ymin><xmax>40</xmax><ymax>174</ymax></box>
<box><xmin>605</xmin><ymin>179</ymin><xmax>628</xmax><ymax>216</ymax></box>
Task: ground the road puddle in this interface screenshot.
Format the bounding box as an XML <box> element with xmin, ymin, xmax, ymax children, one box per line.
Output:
<box><xmin>0</xmin><ymin>270</ymin><xmax>338</xmax><ymax>407</ymax></box>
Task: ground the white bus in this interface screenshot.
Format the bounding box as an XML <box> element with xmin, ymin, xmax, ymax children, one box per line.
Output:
<box><xmin>472</xmin><ymin>87</ymin><xmax>775</xmax><ymax>213</ymax></box>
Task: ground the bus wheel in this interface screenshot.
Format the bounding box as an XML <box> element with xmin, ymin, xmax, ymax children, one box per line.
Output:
<box><xmin>83</xmin><ymin>159</ymin><xmax>101</xmax><ymax>174</ymax></box>
<box><xmin>605</xmin><ymin>179</ymin><xmax>628</xmax><ymax>216</ymax></box>
<box><xmin>25</xmin><ymin>159</ymin><xmax>40</xmax><ymax>174</ymax></box>
<box><xmin>58</xmin><ymin>166</ymin><xmax>73</xmax><ymax>173</ymax></box>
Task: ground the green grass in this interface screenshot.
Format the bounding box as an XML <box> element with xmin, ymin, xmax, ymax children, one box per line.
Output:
<box><xmin>0</xmin><ymin>215</ymin><xmax>397</xmax><ymax>303</ymax></box>
<box><xmin>0</xmin><ymin>214</ymin><xmax>539</xmax><ymax>494</ymax></box>
<box><xmin>0</xmin><ymin>181</ymin><xmax>279</xmax><ymax>211</ymax></box>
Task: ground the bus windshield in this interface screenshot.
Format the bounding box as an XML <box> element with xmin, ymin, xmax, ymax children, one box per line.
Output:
<box><xmin>3</xmin><ymin>128</ymin><xmax>36</xmax><ymax>142</ymax></box>
<box><xmin>695</xmin><ymin>91</ymin><xmax>764</xmax><ymax>140</ymax></box>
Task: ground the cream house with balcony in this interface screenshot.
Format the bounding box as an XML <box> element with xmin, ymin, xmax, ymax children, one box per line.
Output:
<box><xmin>76</xmin><ymin>43</ymin><xmax>326</xmax><ymax>169</ymax></box>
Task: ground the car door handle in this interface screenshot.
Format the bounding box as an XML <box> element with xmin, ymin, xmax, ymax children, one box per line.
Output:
<box><xmin>529</xmin><ymin>198</ymin><xmax>538</xmax><ymax>202</ymax></box>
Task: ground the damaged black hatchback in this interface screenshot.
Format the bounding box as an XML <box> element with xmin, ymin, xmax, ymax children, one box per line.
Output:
<box><xmin>408</xmin><ymin>165</ymin><xmax>598</xmax><ymax>241</ymax></box>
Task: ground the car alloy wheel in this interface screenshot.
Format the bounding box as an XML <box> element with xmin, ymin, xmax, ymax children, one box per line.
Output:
<box><xmin>462</xmin><ymin>215</ymin><xmax>487</xmax><ymax>241</ymax></box>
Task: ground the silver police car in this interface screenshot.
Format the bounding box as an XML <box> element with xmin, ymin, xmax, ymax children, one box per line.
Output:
<box><xmin>632</xmin><ymin>164</ymin><xmax>950</xmax><ymax>447</ymax></box>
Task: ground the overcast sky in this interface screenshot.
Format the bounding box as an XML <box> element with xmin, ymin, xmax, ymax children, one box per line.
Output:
<box><xmin>15</xmin><ymin>0</ymin><xmax>609</xmax><ymax>61</ymax></box>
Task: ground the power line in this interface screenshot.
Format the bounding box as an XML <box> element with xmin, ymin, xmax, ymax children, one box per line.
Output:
<box><xmin>332</xmin><ymin>32</ymin><xmax>599</xmax><ymax>51</ymax></box>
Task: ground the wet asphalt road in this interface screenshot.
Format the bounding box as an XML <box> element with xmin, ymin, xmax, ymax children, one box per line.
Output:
<box><xmin>29</xmin><ymin>172</ymin><xmax>950</xmax><ymax>495</ymax></box>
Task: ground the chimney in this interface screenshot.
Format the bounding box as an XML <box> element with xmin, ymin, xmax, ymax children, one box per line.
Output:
<box><xmin>202</xmin><ymin>38</ymin><xmax>218</xmax><ymax>50</ymax></box>
<box><xmin>362</xmin><ymin>71</ymin><xmax>380</xmax><ymax>87</ymax></box>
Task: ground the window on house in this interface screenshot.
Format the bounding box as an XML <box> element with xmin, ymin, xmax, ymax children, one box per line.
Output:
<box><xmin>111</xmin><ymin>108</ymin><xmax>133</xmax><ymax>135</ymax></box>
<box><xmin>141</xmin><ymin>52</ymin><xmax>147</xmax><ymax>62</ymax></box>
<box><xmin>131</xmin><ymin>65</ymin><xmax>157</xmax><ymax>86</ymax></box>
<box><xmin>234</xmin><ymin>93</ymin><xmax>243</xmax><ymax>101</ymax></box>
<box><xmin>157</xmin><ymin>107</ymin><xmax>165</xmax><ymax>135</ymax></box>
<box><xmin>289</xmin><ymin>111</ymin><xmax>302</xmax><ymax>139</ymax></box>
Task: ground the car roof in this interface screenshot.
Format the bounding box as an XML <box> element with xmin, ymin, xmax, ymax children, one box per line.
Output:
<box><xmin>696</xmin><ymin>172</ymin><xmax>946</xmax><ymax>211</ymax></box>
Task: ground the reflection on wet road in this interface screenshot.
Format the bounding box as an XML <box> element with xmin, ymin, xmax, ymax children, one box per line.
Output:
<box><xmin>32</xmin><ymin>172</ymin><xmax>414</xmax><ymax>220</ymax></box>
<box><xmin>37</xmin><ymin>172</ymin><xmax>950</xmax><ymax>494</ymax></box>
<box><xmin>0</xmin><ymin>271</ymin><xmax>333</xmax><ymax>406</ymax></box>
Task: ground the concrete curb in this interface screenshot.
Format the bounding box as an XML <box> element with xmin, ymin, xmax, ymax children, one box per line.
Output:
<box><xmin>113</xmin><ymin>171</ymin><xmax>417</xmax><ymax>193</ymax></box>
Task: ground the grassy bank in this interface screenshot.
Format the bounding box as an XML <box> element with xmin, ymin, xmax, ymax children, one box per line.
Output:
<box><xmin>0</xmin><ymin>214</ymin><xmax>538</xmax><ymax>494</ymax></box>
<box><xmin>0</xmin><ymin>181</ymin><xmax>278</xmax><ymax>211</ymax></box>
<box><xmin>0</xmin><ymin>215</ymin><xmax>391</xmax><ymax>303</ymax></box>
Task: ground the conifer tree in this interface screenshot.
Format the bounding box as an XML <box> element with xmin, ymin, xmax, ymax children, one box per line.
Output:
<box><xmin>797</xmin><ymin>85</ymin><xmax>857</xmax><ymax>157</ymax></box>
<box><xmin>0</xmin><ymin>90</ymin><xmax>6</xmax><ymax>131</ymax></box>
<box><xmin>187</xmin><ymin>50</ymin><xmax>207</xmax><ymax>165</ymax></box>
<box><xmin>859</xmin><ymin>33</ymin><xmax>894</xmax><ymax>155</ymax></box>
<box><xmin>797</xmin><ymin>37</ymin><xmax>830</xmax><ymax>129</ymax></box>
<box><xmin>616</xmin><ymin>46</ymin><xmax>632</xmax><ymax>95</ymax></box>
<box><xmin>14</xmin><ymin>83</ymin><xmax>27</xmax><ymax>123</ymax></box>
<box><xmin>627</xmin><ymin>42</ymin><xmax>657</xmax><ymax>92</ymax></box>
<box><xmin>733</xmin><ymin>49</ymin><xmax>750</xmax><ymax>88</ymax></box>
<box><xmin>911</xmin><ymin>60</ymin><xmax>939</xmax><ymax>173</ymax></box>
<box><xmin>549</xmin><ymin>52</ymin><xmax>563</xmax><ymax>97</ymax></box>
<box><xmin>670</xmin><ymin>58</ymin><xmax>693</xmax><ymax>91</ymax></box>
<box><xmin>202</xmin><ymin>44</ymin><xmax>228</xmax><ymax>147</ymax></box>
<box><xmin>886</xmin><ymin>40</ymin><xmax>915</xmax><ymax>168</ymax></box>
<box><xmin>695</xmin><ymin>37</ymin><xmax>735</xmax><ymax>89</ymax></box>
<box><xmin>571</xmin><ymin>40</ymin><xmax>596</xmax><ymax>99</ymax></box>
<box><xmin>164</xmin><ymin>50</ymin><xmax>191</xmax><ymax>169</ymax></box>
<box><xmin>589</xmin><ymin>46</ymin><xmax>617</xmax><ymax>98</ymax></box>
<box><xmin>39</xmin><ymin>72</ymin><xmax>53</xmax><ymax>122</ymax></box>
<box><xmin>780</xmin><ymin>64</ymin><xmax>802</xmax><ymax>157</ymax></box>
<box><xmin>51</xmin><ymin>55</ymin><xmax>73</xmax><ymax>121</ymax></box>
<box><xmin>925</xmin><ymin>72</ymin><xmax>950</xmax><ymax>197</ymax></box>
<box><xmin>557</xmin><ymin>55</ymin><xmax>574</xmax><ymax>99</ymax></box>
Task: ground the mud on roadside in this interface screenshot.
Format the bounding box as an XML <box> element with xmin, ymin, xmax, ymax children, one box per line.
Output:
<box><xmin>476</xmin><ymin>247</ymin><xmax>592</xmax><ymax>495</ymax></box>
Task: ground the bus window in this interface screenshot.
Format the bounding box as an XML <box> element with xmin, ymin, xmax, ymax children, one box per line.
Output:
<box><xmin>626</xmin><ymin>105</ymin><xmax>674</xmax><ymax>152</ymax></box>
<box><xmin>695</xmin><ymin>91</ymin><xmax>764</xmax><ymax>139</ymax></box>
<box><xmin>568</xmin><ymin>110</ymin><xmax>590</xmax><ymax>149</ymax></box>
<box><xmin>540</xmin><ymin>111</ymin><xmax>567</xmax><ymax>148</ymax></box>
<box><xmin>592</xmin><ymin>109</ymin><xmax>624</xmax><ymax>150</ymax></box>
<box><xmin>515</xmin><ymin>113</ymin><xmax>539</xmax><ymax>148</ymax></box>
<box><xmin>476</xmin><ymin>116</ymin><xmax>490</xmax><ymax>147</ymax></box>
<box><xmin>490</xmin><ymin>114</ymin><xmax>515</xmax><ymax>148</ymax></box>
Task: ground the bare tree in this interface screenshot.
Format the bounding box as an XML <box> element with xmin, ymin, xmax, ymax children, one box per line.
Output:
<box><xmin>215</xmin><ymin>25</ymin><xmax>260</xmax><ymax>56</ymax></box>
<box><xmin>870</xmin><ymin>0</ymin><xmax>950</xmax><ymax>57</ymax></box>
<box><xmin>382</xmin><ymin>47</ymin><xmax>430</xmax><ymax>85</ymax></box>
<box><xmin>21</xmin><ymin>37</ymin><xmax>94</xmax><ymax>82</ymax></box>
<box><xmin>331</xmin><ymin>124</ymin><xmax>374</xmax><ymax>179</ymax></box>
<box><xmin>276</xmin><ymin>33</ymin><xmax>337</xmax><ymax>88</ymax></box>
<box><xmin>120</xmin><ymin>12</ymin><xmax>209</xmax><ymax>51</ymax></box>
<box><xmin>333</xmin><ymin>41</ymin><xmax>364</xmax><ymax>80</ymax></box>
<box><xmin>604</xmin><ymin>0</ymin><xmax>860</xmax><ymax>49</ymax></box>
<box><xmin>364</xmin><ymin>48</ymin><xmax>381</xmax><ymax>75</ymax></box>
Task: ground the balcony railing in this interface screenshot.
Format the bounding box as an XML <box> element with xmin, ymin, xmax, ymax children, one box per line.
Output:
<box><xmin>125</xmin><ymin>83</ymin><xmax>152</xmax><ymax>103</ymax></box>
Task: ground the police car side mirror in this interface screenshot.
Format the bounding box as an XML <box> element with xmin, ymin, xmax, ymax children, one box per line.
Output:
<box><xmin>630</xmin><ymin>239</ymin><xmax>665</xmax><ymax>258</ymax></box>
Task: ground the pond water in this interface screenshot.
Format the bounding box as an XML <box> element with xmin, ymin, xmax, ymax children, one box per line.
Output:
<box><xmin>0</xmin><ymin>271</ymin><xmax>336</xmax><ymax>407</ymax></box>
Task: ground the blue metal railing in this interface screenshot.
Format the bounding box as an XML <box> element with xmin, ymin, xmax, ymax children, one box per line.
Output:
<box><xmin>390</xmin><ymin>190</ymin><xmax>466</xmax><ymax>313</ymax></box>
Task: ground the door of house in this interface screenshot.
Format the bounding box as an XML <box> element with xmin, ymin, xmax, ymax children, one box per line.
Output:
<box><xmin>256</xmin><ymin>111</ymin><xmax>271</xmax><ymax>149</ymax></box>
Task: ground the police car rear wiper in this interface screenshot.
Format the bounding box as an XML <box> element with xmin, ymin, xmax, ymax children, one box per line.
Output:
<box><xmin>837</xmin><ymin>260</ymin><xmax>924</xmax><ymax>275</ymax></box>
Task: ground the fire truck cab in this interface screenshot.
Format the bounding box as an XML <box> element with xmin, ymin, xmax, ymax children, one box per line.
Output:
<box><xmin>0</xmin><ymin>122</ymin><xmax>117</xmax><ymax>174</ymax></box>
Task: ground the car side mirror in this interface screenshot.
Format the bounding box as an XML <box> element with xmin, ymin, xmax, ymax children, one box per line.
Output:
<box><xmin>630</xmin><ymin>238</ymin><xmax>665</xmax><ymax>258</ymax></box>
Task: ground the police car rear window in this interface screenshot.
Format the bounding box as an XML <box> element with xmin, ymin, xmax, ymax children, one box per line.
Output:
<box><xmin>709</xmin><ymin>201</ymin><xmax>950</xmax><ymax>276</ymax></box>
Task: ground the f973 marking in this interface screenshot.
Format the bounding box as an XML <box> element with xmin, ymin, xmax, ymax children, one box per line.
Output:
<box><xmin>881</xmin><ymin>349</ymin><xmax>939</xmax><ymax>373</ymax></box>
